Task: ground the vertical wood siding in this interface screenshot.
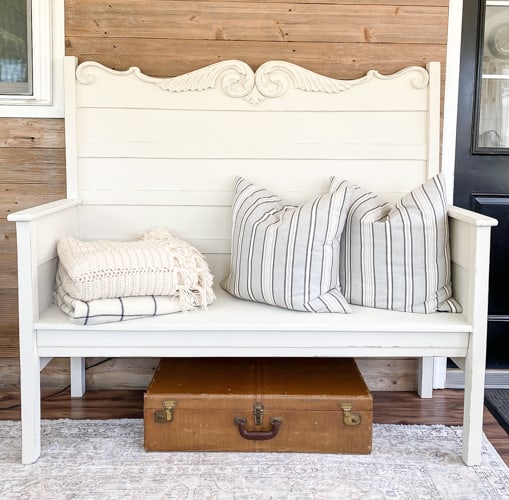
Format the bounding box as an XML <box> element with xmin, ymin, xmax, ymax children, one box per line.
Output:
<box><xmin>0</xmin><ymin>0</ymin><xmax>449</xmax><ymax>390</ymax></box>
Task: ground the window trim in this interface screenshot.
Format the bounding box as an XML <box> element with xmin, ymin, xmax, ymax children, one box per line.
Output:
<box><xmin>472</xmin><ymin>0</ymin><xmax>509</xmax><ymax>154</ymax></box>
<box><xmin>0</xmin><ymin>0</ymin><xmax>64</xmax><ymax>118</ymax></box>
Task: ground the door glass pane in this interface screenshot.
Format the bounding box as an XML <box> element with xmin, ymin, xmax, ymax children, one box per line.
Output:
<box><xmin>0</xmin><ymin>0</ymin><xmax>31</xmax><ymax>95</ymax></box>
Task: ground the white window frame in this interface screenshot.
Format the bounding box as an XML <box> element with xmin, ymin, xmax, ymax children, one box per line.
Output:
<box><xmin>0</xmin><ymin>0</ymin><xmax>64</xmax><ymax>118</ymax></box>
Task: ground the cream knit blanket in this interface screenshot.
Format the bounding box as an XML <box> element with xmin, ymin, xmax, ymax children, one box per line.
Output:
<box><xmin>56</xmin><ymin>228</ymin><xmax>215</xmax><ymax>310</ymax></box>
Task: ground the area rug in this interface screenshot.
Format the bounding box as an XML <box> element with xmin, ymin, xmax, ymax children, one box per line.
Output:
<box><xmin>485</xmin><ymin>389</ymin><xmax>509</xmax><ymax>435</ymax></box>
<box><xmin>0</xmin><ymin>420</ymin><xmax>508</xmax><ymax>499</ymax></box>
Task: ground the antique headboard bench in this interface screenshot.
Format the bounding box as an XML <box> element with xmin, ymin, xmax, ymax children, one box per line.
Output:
<box><xmin>8</xmin><ymin>56</ymin><xmax>497</xmax><ymax>465</ymax></box>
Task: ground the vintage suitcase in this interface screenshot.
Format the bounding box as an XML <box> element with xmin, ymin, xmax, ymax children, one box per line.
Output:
<box><xmin>144</xmin><ymin>357</ymin><xmax>372</xmax><ymax>454</ymax></box>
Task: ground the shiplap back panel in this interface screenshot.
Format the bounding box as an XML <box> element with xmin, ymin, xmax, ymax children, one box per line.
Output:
<box><xmin>78</xmin><ymin>158</ymin><xmax>428</xmax><ymax>207</ymax></box>
<box><xmin>65</xmin><ymin>57</ymin><xmax>440</xmax><ymax>278</ymax></box>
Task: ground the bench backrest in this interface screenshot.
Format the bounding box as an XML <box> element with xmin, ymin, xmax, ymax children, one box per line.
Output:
<box><xmin>64</xmin><ymin>56</ymin><xmax>440</xmax><ymax>278</ymax></box>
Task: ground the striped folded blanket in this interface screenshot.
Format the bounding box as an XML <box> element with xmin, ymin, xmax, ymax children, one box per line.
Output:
<box><xmin>54</xmin><ymin>228</ymin><xmax>215</xmax><ymax>324</ymax></box>
<box><xmin>54</xmin><ymin>273</ymin><xmax>207</xmax><ymax>325</ymax></box>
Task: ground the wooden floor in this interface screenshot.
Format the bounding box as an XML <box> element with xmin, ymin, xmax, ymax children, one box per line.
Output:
<box><xmin>0</xmin><ymin>388</ymin><xmax>507</xmax><ymax>466</ymax></box>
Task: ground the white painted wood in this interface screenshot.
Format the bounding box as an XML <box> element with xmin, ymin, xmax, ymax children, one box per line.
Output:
<box><xmin>64</xmin><ymin>57</ymin><xmax>79</xmax><ymax>198</ymax></box>
<box><xmin>78</xmin><ymin>109</ymin><xmax>427</xmax><ymax>143</ymax></box>
<box><xmin>14</xmin><ymin>221</ymin><xmax>42</xmax><ymax>464</ymax></box>
<box><xmin>70</xmin><ymin>357</ymin><xmax>86</xmax><ymax>397</ymax></box>
<box><xmin>442</xmin><ymin>0</ymin><xmax>464</xmax><ymax>203</ymax></box>
<box><xmin>7</xmin><ymin>57</ymin><xmax>498</xmax><ymax>465</ymax></box>
<box><xmin>8</xmin><ymin>198</ymin><xmax>81</xmax><ymax>222</ymax></box>
<box><xmin>426</xmin><ymin>62</ymin><xmax>441</xmax><ymax>179</ymax></box>
<box><xmin>74</xmin><ymin>60</ymin><xmax>430</xmax><ymax>111</ymax></box>
<box><xmin>447</xmin><ymin>205</ymin><xmax>497</xmax><ymax>227</ymax></box>
<box><xmin>78</xmin><ymin>158</ymin><xmax>427</xmax><ymax>200</ymax></box>
<box><xmin>451</xmin><ymin>357</ymin><xmax>466</xmax><ymax>371</ymax></box>
<box><xmin>434</xmin><ymin>0</ymin><xmax>464</xmax><ymax>383</ymax></box>
<box><xmin>461</xmin><ymin>223</ymin><xmax>493</xmax><ymax>466</ymax></box>
<box><xmin>36</xmin><ymin>286</ymin><xmax>472</xmax><ymax>334</ymax></box>
<box><xmin>432</xmin><ymin>356</ymin><xmax>448</xmax><ymax>389</ymax></box>
<box><xmin>418</xmin><ymin>357</ymin><xmax>434</xmax><ymax>398</ymax></box>
<box><xmin>37</xmin><ymin>259</ymin><xmax>58</xmax><ymax>314</ymax></box>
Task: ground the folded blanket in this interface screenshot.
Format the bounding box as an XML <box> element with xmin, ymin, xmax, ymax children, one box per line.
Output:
<box><xmin>56</xmin><ymin>228</ymin><xmax>215</xmax><ymax>303</ymax></box>
<box><xmin>54</xmin><ymin>227</ymin><xmax>215</xmax><ymax>324</ymax></box>
<box><xmin>54</xmin><ymin>272</ymin><xmax>207</xmax><ymax>325</ymax></box>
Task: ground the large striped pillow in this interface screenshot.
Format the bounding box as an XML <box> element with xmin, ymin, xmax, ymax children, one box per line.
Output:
<box><xmin>222</xmin><ymin>177</ymin><xmax>353</xmax><ymax>312</ymax></box>
<box><xmin>335</xmin><ymin>173</ymin><xmax>461</xmax><ymax>313</ymax></box>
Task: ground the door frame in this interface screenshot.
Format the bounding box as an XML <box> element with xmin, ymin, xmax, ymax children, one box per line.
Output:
<box><xmin>441</xmin><ymin>0</ymin><xmax>509</xmax><ymax>388</ymax></box>
<box><xmin>442</xmin><ymin>0</ymin><xmax>463</xmax><ymax>203</ymax></box>
<box><xmin>433</xmin><ymin>0</ymin><xmax>463</xmax><ymax>388</ymax></box>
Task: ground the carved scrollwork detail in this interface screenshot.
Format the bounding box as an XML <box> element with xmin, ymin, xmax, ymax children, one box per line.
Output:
<box><xmin>76</xmin><ymin>62</ymin><xmax>160</xmax><ymax>85</ymax></box>
<box><xmin>157</xmin><ymin>60</ymin><xmax>255</xmax><ymax>98</ymax></box>
<box><xmin>249</xmin><ymin>62</ymin><xmax>429</xmax><ymax>101</ymax></box>
<box><xmin>254</xmin><ymin>60</ymin><xmax>352</xmax><ymax>98</ymax></box>
<box><xmin>75</xmin><ymin>59</ymin><xmax>430</xmax><ymax>104</ymax></box>
<box><xmin>364</xmin><ymin>66</ymin><xmax>429</xmax><ymax>89</ymax></box>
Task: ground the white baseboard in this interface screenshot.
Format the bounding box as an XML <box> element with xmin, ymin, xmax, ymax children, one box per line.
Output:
<box><xmin>445</xmin><ymin>369</ymin><xmax>509</xmax><ymax>389</ymax></box>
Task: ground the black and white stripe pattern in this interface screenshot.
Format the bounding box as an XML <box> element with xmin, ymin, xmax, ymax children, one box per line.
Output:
<box><xmin>222</xmin><ymin>177</ymin><xmax>353</xmax><ymax>312</ymax></box>
<box><xmin>335</xmin><ymin>173</ymin><xmax>461</xmax><ymax>313</ymax></box>
<box><xmin>54</xmin><ymin>268</ymin><xmax>214</xmax><ymax>325</ymax></box>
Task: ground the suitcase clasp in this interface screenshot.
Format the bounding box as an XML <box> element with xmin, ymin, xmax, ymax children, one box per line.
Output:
<box><xmin>340</xmin><ymin>403</ymin><xmax>361</xmax><ymax>426</ymax></box>
<box><xmin>253</xmin><ymin>402</ymin><xmax>264</xmax><ymax>426</ymax></box>
<box><xmin>154</xmin><ymin>400</ymin><xmax>176</xmax><ymax>423</ymax></box>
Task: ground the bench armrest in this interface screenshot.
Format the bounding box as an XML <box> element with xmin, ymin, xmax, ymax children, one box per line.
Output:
<box><xmin>447</xmin><ymin>205</ymin><xmax>498</xmax><ymax>228</ymax></box>
<box><xmin>9</xmin><ymin>199</ymin><xmax>82</xmax><ymax>320</ymax></box>
<box><xmin>447</xmin><ymin>205</ymin><xmax>496</xmax><ymax>326</ymax></box>
<box><xmin>7</xmin><ymin>198</ymin><xmax>81</xmax><ymax>222</ymax></box>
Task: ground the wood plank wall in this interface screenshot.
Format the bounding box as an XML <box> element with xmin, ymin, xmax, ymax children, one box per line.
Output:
<box><xmin>0</xmin><ymin>0</ymin><xmax>449</xmax><ymax>389</ymax></box>
<box><xmin>64</xmin><ymin>0</ymin><xmax>448</xmax><ymax>79</ymax></box>
<box><xmin>0</xmin><ymin>120</ymin><xmax>66</xmax><ymax>357</ymax></box>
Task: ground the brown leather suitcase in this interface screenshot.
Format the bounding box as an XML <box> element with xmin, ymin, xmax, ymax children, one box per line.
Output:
<box><xmin>144</xmin><ymin>357</ymin><xmax>372</xmax><ymax>454</ymax></box>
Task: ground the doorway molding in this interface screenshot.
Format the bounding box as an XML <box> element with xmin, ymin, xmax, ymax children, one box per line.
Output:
<box><xmin>434</xmin><ymin>0</ymin><xmax>464</xmax><ymax>389</ymax></box>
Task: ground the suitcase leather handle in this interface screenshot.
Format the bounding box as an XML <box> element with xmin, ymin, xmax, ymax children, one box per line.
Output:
<box><xmin>233</xmin><ymin>417</ymin><xmax>282</xmax><ymax>440</ymax></box>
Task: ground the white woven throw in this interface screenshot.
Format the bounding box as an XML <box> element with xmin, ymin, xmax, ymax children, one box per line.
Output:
<box><xmin>56</xmin><ymin>228</ymin><xmax>215</xmax><ymax>308</ymax></box>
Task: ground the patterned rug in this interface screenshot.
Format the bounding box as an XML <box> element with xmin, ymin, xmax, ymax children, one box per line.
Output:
<box><xmin>0</xmin><ymin>420</ymin><xmax>508</xmax><ymax>499</ymax></box>
<box><xmin>485</xmin><ymin>389</ymin><xmax>509</xmax><ymax>435</ymax></box>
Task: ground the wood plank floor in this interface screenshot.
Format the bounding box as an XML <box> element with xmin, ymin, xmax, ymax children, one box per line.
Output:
<box><xmin>0</xmin><ymin>388</ymin><xmax>507</xmax><ymax>466</ymax></box>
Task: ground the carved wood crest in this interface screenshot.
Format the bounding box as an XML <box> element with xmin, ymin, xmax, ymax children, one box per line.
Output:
<box><xmin>76</xmin><ymin>59</ymin><xmax>430</xmax><ymax>106</ymax></box>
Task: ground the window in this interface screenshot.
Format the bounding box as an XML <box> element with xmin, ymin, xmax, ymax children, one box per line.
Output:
<box><xmin>0</xmin><ymin>0</ymin><xmax>63</xmax><ymax>117</ymax></box>
<box><xmin>475</xmin><ymin>0</ymin><xmax>509</xmax><ymax>152</ymax></box>
<box><xmin>0</xmin><ymin>0</ymin><xmax>31</xmax><ymax>95</ymax></box>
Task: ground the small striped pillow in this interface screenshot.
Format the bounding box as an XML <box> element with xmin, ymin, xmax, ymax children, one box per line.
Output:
<box><xmin>334</xmin><ymin>173</ymin><xmax>461</xmax><ymax>313</ymax></box>
<box><xmin>222</xmin><ymin>177</ymin><xmax>353</xmax><ymax>312</ymax></box>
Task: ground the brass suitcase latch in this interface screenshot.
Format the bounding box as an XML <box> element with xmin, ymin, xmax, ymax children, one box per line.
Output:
<box><xmin>154</xmin><ymin>400</ymin><xmax>176</xmax><ymax>423</ymax></box>
<box><xmin>253</xmin><ymin>402</ymin><xmax>264</xmax><ymax>425</ymax></box>
<box><xmin>340</xmin><ymin>403</ymin><xmax>361</xmax><ymax>426</ymax></box>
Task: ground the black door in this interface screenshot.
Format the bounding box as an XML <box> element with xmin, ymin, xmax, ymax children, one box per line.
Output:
<box><xmin>454</xmin><ymin>0</ymin><xmax>509</xmax><ymax>368</ymax></box>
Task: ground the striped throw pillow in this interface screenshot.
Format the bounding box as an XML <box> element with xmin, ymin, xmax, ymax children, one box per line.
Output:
<box><xmin>222</xmin><ymin>177</ymin><xmax>353</xmax><ymax>312</ymax></box>
<box><xmin>335</xmin><ymin>173</ymin><xmax>461</xmax><ymax>313</ymax></box>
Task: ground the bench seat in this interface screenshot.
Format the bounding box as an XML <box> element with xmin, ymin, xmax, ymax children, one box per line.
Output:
<box><xmin>36</xmin><ymin>285</ymin><xmax>471</xmax><ymax>357</ymax></box>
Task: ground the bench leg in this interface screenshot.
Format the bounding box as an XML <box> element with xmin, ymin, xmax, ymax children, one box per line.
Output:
<box><xmin>462</xmin><ymin>351</ymin><xmax>486</xmax><ymax>466</ymax></box>
<box><xmin>20</xmin><ymin>351</ymin><xmax>42</xmax><ymax>464</ymax></box>
<box><xmin>70</xmin><ymin>357</ymin><xmax>86</xmax><ymax>397</ymax></box>
<box><xmin>417</xmin><ymin>357</ymin><xmax>434</xmax><ymax>398</ymax></box>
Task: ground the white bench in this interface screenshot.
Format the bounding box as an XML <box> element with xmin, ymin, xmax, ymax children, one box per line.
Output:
<box><xmin>8</xmin><ymin>56</ymin><xmax>497</xmax><ymax>465</ymax></box>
